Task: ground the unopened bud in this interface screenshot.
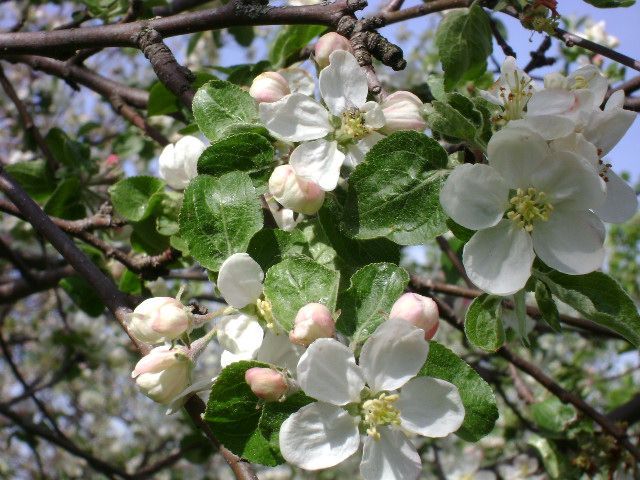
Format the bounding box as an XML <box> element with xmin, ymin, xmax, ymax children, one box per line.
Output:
<box><xmin>389</xmin><ymin>293</ymin><xmax>439</xmax><ymax>340</ymax></box>
<box><xmin>130</xmin><ymin>297</ymin><xmax>192</xmax><ymax>344</ymax></box>
<box><xmin>315</xmin><ymin>33</ymin><xmax>353</xmax><ymax>69</ymax></box>
<box><xmin>249</xmin><ymin>72</ymin><xmax>291</xmax><ymax>103</ymax></box>
<box><xmin>132</xmin><ymin>346</ymin><xmax>192</xmax><ymax>404</ymax></box>
<box><xmin>159</xmin><ymin>135</ymin><xmax>207</xmax><ymax>190</ymax></box>
<box><xmin>544</xmin><ymin>72</ymin><xmax>567</xmax><ymax>90</ymax></box>
<box><xmin>380</xmin><ymin>91</ymin><xmax>426</xmax><ymax>134</ymax></box>
<box><xmin>245</xmin><ymin>367</ymin><xmax>288</xmax><ymax>401</ymax></box>
<box><xmin>269</xmin><ymin>165</ymin><xmax>325</xmax><ymax>215</ymax></box>
<box><xmin>289</xmin><ymin>303</ymin><xmax>336</xmax><ymax>346</ymax></box>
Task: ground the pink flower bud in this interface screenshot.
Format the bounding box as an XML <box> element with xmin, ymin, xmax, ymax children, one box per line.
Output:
<box><xmin>380</xmin><ymin>91</ymin><xmax>426</xmax><ymax>134</ymax></box>
<box><xmin>132</xmin><ymin>346</ymin><xmax>192</xmax><ymax>404</ymax></box>
<box><xmin>245</xmin><ymin>367</ymin><xmax>288</xmax><ymax>401</ymax></box>
<box><xmin>389</xmin><ymin>293</ymin><xmax>439</xmax><ymax>340</ymax></box>
<box><xmin>106</xmin><ymin>154</ymin><xmax>119</xmax><ymax>167</ymax></box>
<box><xmin>269</xmin><ymin>165</ymin><xmax>325</xmax><ymax>215</ymax></box>
<box><xmin>130</xmin><ymin>297</ymin><xmax>191</xmax><ymax>344</ymax></box>
<box><xmin>249</xmin><ymin>72</ymin><xmax>291</xmax><ymax>103</ymax></box>
<box><xmin>314</xmin><ymin>32</ymin><xmax>353</xmax><ymax>69</ymax></box>
<box><xmin>289</xmin><ymin>303</ymin><xmax>336</xmax><ymax>346</ymax></box>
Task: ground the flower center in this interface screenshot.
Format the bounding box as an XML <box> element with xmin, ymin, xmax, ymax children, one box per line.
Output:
<box><xmin>336</xmin><ymin>109</ymin><xmax>370</xmax><ymax>142</ymax></box>
<box><xmin>497</xmin><ymin>71</ymin><xmax>534</xmax><ymax>122</ymax></box>
<box><xmin>598</xmin><ymin>159</ymin><xmax>612</xmax><ymax>182</ymax></box>
<box><xmin>361</xmin><ymin>392</ymin><xmax>401</xmax><ymax>440</ymax></box>
<box><xmin>570</xmin><ymin>73</ymin><xmax>596</xmax><ymax>91</ymax></box>
<box><xmin>256</xmin><ymin>299</ymin><xmax>275</xmax><ymax>329</ymax></box>
<box><xmin>506</xmin><ymin>187</ymin><xmax>554</xmax><ymax>232</ymax></box>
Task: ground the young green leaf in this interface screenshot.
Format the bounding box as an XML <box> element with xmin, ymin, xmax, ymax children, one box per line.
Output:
<box><xmin>342</xmin><ymin>131</ymin><xmax>449</xmax><ymax>245</ymax></box>
<box><xmin>464</xmin><ymin>294</ymin><xmax>505</xmax><ymax>352</ymax></box>
<box><xmin>108</xmin><ymin>176</ymin><xmax>165</xmax><ymax>222</ymax></box>
<box><xmin>534</xmin><ymin>269</ymin><xmax>640</xmax><ymax>347</ymax></box>
<box><xmin>247</xmin><ymin>228</ymin><xmax>307</xmax><ymax>272</ymax></box>
<box><xmin>336</xmin><ymin>263</ymin><xmax>409</xmax><ymax>344</ymax></box>
<box><xmin>269</xmin><ymin>25</ymin><xmax>326</xmax><ymax>67</ymax></box>
<box><xmin>534</xmin><ymin>279</ymin><xmax>562</xmax><ymax>332</ymax></box>
<box><xmin>4</xmin><ymin>159</ymin><xmax>57</xmax><ymax>203</ymax></box>
<box><xmin>263</xmin><ymin>257</ymin><xmax>340</xmax><ymax>331</ymax></box>
<box><xmin>179</xmin><ymin>172</ymin><xmax>263</xmax><ymax>271</ymax></box>
<box><xmin>419</xmin><ymin>341</ymin><xmax>499</xmax><ymax>441</ymax></box>
<box><xmin>435</xmin><ymin>3</ymin><xmax>493</xmax><ymax>90</ymax></box>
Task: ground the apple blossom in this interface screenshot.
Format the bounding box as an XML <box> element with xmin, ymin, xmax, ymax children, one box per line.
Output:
<box><xmin>158</xmin><ymin>135</ymin><xmax>207</xmax><ymax>190</ymax></box>
<box><xmin>132</xmin><ymin>346</ymin><xmax>193</xmax><ymax>404</ymax></box>
<box><xmin>265</xmin><ymin>195</ymin><xmax>304</xmax><ymax>232</ymax></box>
<box><xmin>497</xmin><ymin>454</ymin><xmax>546</xmax><ymax>480</ymax></box>
<box><xmin>380</xmin><ymin>91</ymin><xmax>426</xmax><ymax>133</ymax></box>
<box><xmin>129</xmin><ymin>297</ymin><xmax>192</xmax><ymax>344</ymax></box>
<box><xmin>279</xmin><ymin>319</ymin><xmax>464</xmax><ymax>479</ymax></box>
<box><xmin>480</xmin><ymin>56</ymin><xmax>536</xmax><ymax>123</ymax></box>
<box><xmin>314</xmin><ymin>32</ymin><xmax>353</xmax><ymax>68</ymax></box>
<box><xmin>440</xmin><ymin>127</ymin><xmax>606</xmax><ymax>295</ymax></box>
<box><xmin>289</xmin><ymin>303</ymin><xmax>336</xmax><ymax>346</ymax></box>
<box><xmin>276</xmin><ymin>67</ymin><xmax>315</xmax><ymax>96</ymax></box>
<box><xmin>245</xmin><ymin>367</ymin><xmax>289</xmax><ymax>401</ymax></box>
<box><xmin>268</xmin><ymin>164</ymin><xmax>325</xmax><ymax>215</ymax></box>
<box><xmin>249</xmin><ymin>72</ymin><xmax>291</xmax><ymax>103</ymax></box>
<box><xmin>389</xmin><ymin>293</ymin><xmax>439</xmax><ymax>339</ymax></box>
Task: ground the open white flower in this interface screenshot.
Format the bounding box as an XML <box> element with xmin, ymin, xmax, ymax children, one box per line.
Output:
<box><xmin>279</xmin><ymin>319</ymin><xmax>464</xmax><ymax>479</ymax></box>
<box><xmin>260</xmin><ymin>50</ymin><xmax>387</xmax><ymax>190</ymax></box>
<box><xmin>441</xmin><ymin>127</ymin><xmax>606</xmax><ymax>295</ymax></box>
<box><xmin>158</xmin><ymin>136</ymin><xmax>207</xmax><ymax>190</ymax></box>
<box><xmin>480</xmin><ymin>56</ymin><xmax>536</xmax><ymax>123</ymax></box>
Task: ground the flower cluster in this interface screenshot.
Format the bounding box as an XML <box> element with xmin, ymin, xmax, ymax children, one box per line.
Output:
<box><xmin>250</xmin><ymin>35</ymin><xmax>426</xmax><ymax>217</ymax></box>
<box><xmin>441</xmin><ymin>57</ymin><xmax>637</xmax><ymax>295</ymax></box>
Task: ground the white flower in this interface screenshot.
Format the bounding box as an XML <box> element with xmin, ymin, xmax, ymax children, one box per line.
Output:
<box><xmin>265</xmin><ymin>196</ymin><xmax>304</xmax><ymax>232</ymax></box>
<box><xmin>440</xmin><ymin>127</ymin><xmax>606</xmax><ymax>295</ymax></box>
<box><xmin>132</xmin><ymin>346</ymin><xmax>193</xmax><ymax>404</ymax></box>
<box><xmin>445</xmin><ymin>446</ymin><xmax>496</xmax><ymax>480</ymax></box>
<box><xmin>279</xmin><ymin>319</ymin><xmax>465</xmax><ymax>479</ymax></box>
<box><xmin>277</xmin><ymin>67</ymin><xmax>315</xmax><ymax>97</ymax></box>
<box><xmin>158</xmin><ymin>135</ymin><xmax>207</xmax><ymax>190</ymax></box>
<box><xmin>128</xmin><ymin>297</ymin><xmax>192</xmax><ymax>344</ymax></box>
<box><xmin>479</xmin><ymin>56</ymin><xmax>536</xmax><ymax>122</ymax></box>
<box><xmin>380</xmin><ymin>91</ymin><xmax>426</xmax><ymax>133</ymax></box>
<box><xmin>497</xmin><ymin>454</ymin><xmax>545</xmax><ymax>480</ymax></box>
<box><xmin>580</xmin><ymin>20</ymin><xmax>619</xmax><ymax>49</ymax></box>
<box><xmin>260</xmin><ymin>50</ymin><xmax>387</xmax><ymax>190</ymax></box>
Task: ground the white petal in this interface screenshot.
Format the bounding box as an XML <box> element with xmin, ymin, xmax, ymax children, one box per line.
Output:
<box><xmin>360</xmin><ymin>427</ymin><xmax>421</xmax><ymax>480</ymax></box>
<box><xmin>568</xmin><ymin>64</ymin><xmax>608</xmax><ymax>107</ymax></box>
<box><xmin>440</xmin><ymin>163</ymin><xmax>509</xmax><ymax>230</ymax></box>
<box><xmin>593</xmin><ymin>170</ymin><xmax>638</xmax><ymax>224</ymax></box>
<box><xmin>532</xmin><ymin>209</ymin><xmax>605</xmax><ymax>275</ymax></box>
<box><xmin>463</xmin><ymin>219</ymin><xmax>535</xmax><ymax>296</ymax></box>
<box><xmin>529</xmin><ymin>151</ymin><xmax>605</xmax><ymax>210</ymax></box>
<box><xmin>487</xmin><ymin>127</ymin><xmax>549</xmax><ymax>187</ymax></box>
<box><xmin>361</xmin><ymin>101</ymin><xmax>386</xmax><ymax>130</ymax></box>
<box><xmin>278</xmin><ymin>67</ymin><xmax>315</xmax><ymax>96</ymax></box>
<box><xmin>319</xmin><ymin>50</ymin><xmax>368</xmax><ymax>115</ymax></box>
<box><xmin>344</xmin><ymin>132</ymin><xmax>385</xmax><ymax>168</ymax></box>
<box><xmin>359</xmin><ymin>319</ymin><xmax>429</xmax><ymax>392</ymax></box>
<box><xmin>217</xmin><ymin>314</ymin><xmax>263</xmax><ymax>355</ymax></box>
<box><xmin>279</xmin><ymin>402</ymin><xmax>360</xmax><ymax>470</ymax></box>
<box><xmin>512</xmin><ymin>115</ymin><xmax>576</xmax><ymax>140</ymax></box>
<box><xmin>550</xmin><ymin>133</ymin><xmax>599</xmax><ymax>168</ymax></box>
<box><xmin>256</xmin><ymin>329</ymin><xmax>303</xmax><ymax>373</ymax></box>
<box><xmin>220</xmin><ymin>349</ymin><xmax>254</xmax><ymax>368</ymax></box>
<box><xmin>526</xmin><ymin>89</ymin><xmax>575</xmax><ymax>117</ymax></box>
<box><xmin>289</xmin><ymin>139</ymin><xmax>345</xmax><ymax>191</ymax></box>
<box><xmin>398</xmin><ymin>377</ymin><xmax>464</xmax><ymax>437</ymax></box>
<box><xmin>175</xmin><ymin>135</ymin><xmax>207</xmax><ymax>180</ymax></box>
<box><xmin>297</xmin><ymin>338</ymin><xmax>365</xmax><ymax>405</ymax></box>
<box><xmin>217</xmin><ymin>253</ymin><xmax>264</xmax><ymax>308</ymax></box>
<box><xmin>259</xmin><ymin>93</ymin><xmax>331</xmax><ymax>142</ymax></box>
<box><xmin>584</xmin><ymin>103</ymin><xmax>636</xmax><ymax>156</ymax></box>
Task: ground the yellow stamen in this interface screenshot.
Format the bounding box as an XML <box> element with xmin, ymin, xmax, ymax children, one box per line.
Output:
<box><xmin>361</xmin><ymin>393</ymin><xmax>401</xmax><ymax>441</ymax></box>
<box><xmin>507</xmin><ymin>187</ymin><xmax>553</xmax><ymax>231</ymax></box>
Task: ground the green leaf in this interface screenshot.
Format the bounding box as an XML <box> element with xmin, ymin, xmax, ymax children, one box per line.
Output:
<box><xmin>268</xmin><ymin>25</ymin><xmax>326</xmax><ymax>67</ymax></box>
<box><xmin>427</xmin><ymin>100</ymin><xmax>478</xmax><ymax>144</ymax></box>
<box><xmin>44</xmin><ymin>178</ymin><xmax>86</xmax><ymax>220</ymax></box>
<box><xmin>583</xmin><ymin>0</ymin><xmax>634</xmax><ymax>7</ymax></box>
<box><xmin>192</xmin><ymin>80</ymin><xmax>265</xmax><ymax>142</ymax></box>
<box><xmin>534</xmin><ymin>269</ymin><xmax>640</xmax><ymax>347</ymax></box>
<box><xmin>534</xmin><ymin>279</ymin><xmax>561</xmax><ymax>332</ymax></box>
<box><xmin>530</xmin><ymin>397</ymin><xmax>577</xmax><ymax>434</ymax></box>
<box><xmin>204</xmin><ymin>361</ymin><xmax>312</xmax><ymax>466</ymax></box>
<box><xmin>420</xmin><ymin>341</ymin><xmax>499</xmax><ymax>441</ymax></box>
<box><xmin>464</xmin><ymin>294</ymin><xmax>505</xmax><ymax>352</ymax></box>
<box><xmin>131</xmin><ymin>213</ymin><xmax>170</xmax><ymax>255</ymax></box>
<box><xmin>148</xmin><ymin>72</ymin><xmax>217</xmax><ymax>116</ymax></box>
<box><xmin>228</xmin><ymin>26</ymin><xmax>255</xmax><ymax>47</ymax></box>
<box><xmin>108</xmin><ymin>176</ymin><xmax>165</xmax><ymax>222</ymax></box>
<box><xmin>343</xmin><ymin>131</ymin><xmax>449</xmax><ymax>245</ymax></box>
<box><xmin>247</xmin><ymin>228</ymin><xmax>307</xmax><ymax>272</ymax></box>
<box><xmin>4</xmin><ymin>159</ymin><xmax>57</xmax><ymax>202</ymax></box>
<box><xmin>179</xmin><ymin>172</ymin><xmax>263</xmax><ymax>271</ymax></box>
<box><xmin>45</xmin><ymin>127</ymin><xmax>93</xmax><ymax>172</ymax></box>
<box><xmin>446</xmin><ymin>218</ymin><xmax>475</xmax><ymax>243</ymax></box>
<box><xmin>336</xmin><ymin>263</ymin><xmax>409</xmax><ymax>344</ymax></box>
<box><xmin>263</xmin><ymin>257</ymin><xmax>340</xmax><ymax>330</ymax></box>
<box><xmin>60</xmin><ymin>276</ymin><xmax>105</xmax><ymax>317</ymax></box>
<box><xmin>197</xmin><ymin>132</ymin><xmax>275</xmax><ymax>191</ymax></box>
<box><xmin>435</xmin><ymin>3</ymin><xmax>493</xmax><ymax>90</ymax></box>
